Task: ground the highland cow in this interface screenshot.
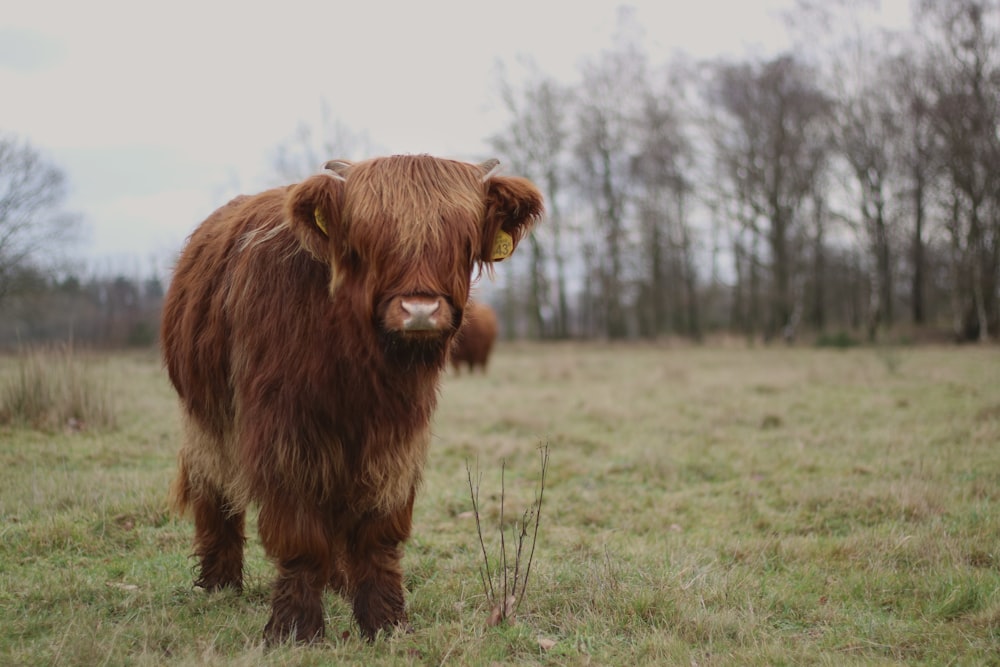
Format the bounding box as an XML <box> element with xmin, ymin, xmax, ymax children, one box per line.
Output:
<box><xmin>161</xmin><ymin>155</ymin><xmax>543</xmax><ymax>644</ymax></box>
<box><xmin>450</xmin><ymin>300</ymin><xmax>499</xmax><ymax>374</ymax></box>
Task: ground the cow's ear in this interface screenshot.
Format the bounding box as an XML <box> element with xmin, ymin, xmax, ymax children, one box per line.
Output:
<box><xmin>481</xmin><ymin>175</ymin><xmax>544</xmax><ymax>263</ymax></box>
<box><xmin>286</xmin><ymin>172</ymin><xmax>345</xmax><ymax>260</ymax></box>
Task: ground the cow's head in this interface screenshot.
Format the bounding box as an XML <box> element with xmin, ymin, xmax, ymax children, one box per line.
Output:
<box><xmin>285</xmin><ymin>155</ymin><xmax>542</xmax><ymax>355</ymax></box>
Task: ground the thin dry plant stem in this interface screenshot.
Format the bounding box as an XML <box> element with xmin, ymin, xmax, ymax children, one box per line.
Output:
<box><xmin>511</xmin><ymin>511</ymin><xmax>528</xmax><ymax>600</ymax></box>
<box><xmin>466</xmin><ymin>460</ymin><xmax>494</xmax><ymax>600</ymax></box>
<box><xmin>467</xmin><ymin>445</ymin><xmax>549</xmax><ymax>623</ymax></box>
<box><xmin>515</xmin><ymin>443</ymin><xmax>549</xmax><ymax>613</ymax></box>
<box><xmin>499</xmin><ymin>459</ymin><xmax>508</xmax><ymax>617</ymax></box>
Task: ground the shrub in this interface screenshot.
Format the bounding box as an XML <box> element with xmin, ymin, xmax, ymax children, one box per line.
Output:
<box><xmin>467</xmin><ymin>444</ymin><xmax>549</xmax><ymax>627</ymax></box>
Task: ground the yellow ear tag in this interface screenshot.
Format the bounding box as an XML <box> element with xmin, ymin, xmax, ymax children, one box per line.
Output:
<box><xmin>314</xmin><ymin>207</ymin><xmax>328</xmax><ymax>236</ymax></box>
<box><xmin>491</xmin><ymin>229</ymin><xmax>514</xmax><ymax>260</ymax></box>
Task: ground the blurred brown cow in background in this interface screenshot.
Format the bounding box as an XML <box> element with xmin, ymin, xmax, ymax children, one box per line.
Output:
<box><xmin>450</xmin><ymin>300</ymin><xmax>498</xmax><ymax>374</ymax></box>
<box><xmin>161</xmin><ymin>155</ymin><xmax>543</xmax><ymax>644</ymax></box>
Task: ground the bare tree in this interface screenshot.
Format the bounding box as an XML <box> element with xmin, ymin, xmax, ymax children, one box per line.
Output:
<box><xmin>783</xmin><ymin>0</ymin><xmax>934</xmax><ymax>339</ymax></box>
<box><xmin>707</xmin><ymin>55</ymin><xmax>832</xmax><ymax>341</ymax></box>
<box><xmin>918</xmin><ymin>0</ymin><xmax>1000</xmax><ymax>341</ymax></box>
<box><xmin>0</xmin><ymin>133</ymin><xmax>79</xmax><ymax>303</ymax></box>
<box><xmin>887</xmin><ymin>48</ymin><xmax>941</xmax><ymax>328</ymax></box>
<box><xmin>572</xmin><ymin>23</ymin><xmax>648</xmax><ymax>339</ymax></box>
<box><xmin>271</xmin><ymin>100</ymin><xmax>379</xmax><ymax>182</ymax></box>
<box><xmin>491</xmin><ymin>65</ymin><xmax>573</xmax><ymax>338</ymax></box>
<box><xmin>833</xmin><ymin>58</ymin><xmax>901</xmax><ymax>340</ymax></box>
<box><xmin>630</xmin><ymin>64</ymin><xmax>700</xmax><ymax>339</ymax></box>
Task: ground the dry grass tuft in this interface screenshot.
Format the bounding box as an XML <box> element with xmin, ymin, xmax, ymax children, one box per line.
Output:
<box><xmin>0</xmin><ymin>344</ymin><xmax>116</xmax><ymax>431</ymax></box>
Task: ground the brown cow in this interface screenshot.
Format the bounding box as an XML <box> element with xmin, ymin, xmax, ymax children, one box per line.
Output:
<box><xmin>450</xmin><ymin>300</ymin><xmax>499</xmax><ymax>374</ymax></box>
<box><xmin>161</xmin><ymin>155</ymin><xmax>542</xmax><ymax>644</ymax></box>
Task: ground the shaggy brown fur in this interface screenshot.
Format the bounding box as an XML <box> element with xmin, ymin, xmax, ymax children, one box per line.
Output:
<box><xmin>161</xmin><ymin>155</ymin><xmax>543</xmax><ymax>644</ymax></box>
<box><xmin>450</xmin><ymin>300</ymin><xmax>499</xmax><ymax>373</ymax></box>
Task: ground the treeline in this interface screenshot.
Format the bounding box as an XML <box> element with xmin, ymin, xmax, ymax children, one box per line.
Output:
<box><xmin>3</xmin><ymin>2</ymin><xmax>997</xmax><ymax>348</ymax></box>
<box><xmin>0</xmin><ymin>267</ymin><xmax>163</xmax><ymax>348</ymax></box>
<box><xmin>487</xmin><ymin>0</ymin><xmax>1000</xmax><ymax>343</ymax></box>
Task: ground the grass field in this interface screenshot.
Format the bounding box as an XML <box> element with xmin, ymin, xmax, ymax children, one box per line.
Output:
<box><xmin>1</xmin><ymin>342</ymin><xmax>998</xmax><ymax>666</ymax></box>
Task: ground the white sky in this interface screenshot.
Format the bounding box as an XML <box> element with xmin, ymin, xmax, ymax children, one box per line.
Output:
<box><xmin>1</xmin><ymin>0</ymin><xmax>910</xmax><ymax>275</ymax></box>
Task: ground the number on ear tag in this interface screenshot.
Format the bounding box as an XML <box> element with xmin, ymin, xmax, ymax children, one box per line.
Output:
<box><xmin>491</xmin><ymin>230</ymin><xmax>514</xmax><ymax>260</ymax></box>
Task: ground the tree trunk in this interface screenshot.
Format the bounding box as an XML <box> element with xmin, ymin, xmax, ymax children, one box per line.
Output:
<box><xmin>911</xmin><ymin>170</ymin><xmax>926</xmax><ymax>325</ymax></box>
<box><xmin>731</xmin><ymin>237</ymin><xmax>746</xmax><ymax>335</ymax></box>
<box><xmin>677</xmin><ymin>194</ymin><xmax>700</xmax><ymax>340</ymax></box>
<box><xmin>749</xmin><ymin>230</ymin><xmax>762</xmax><ymax>342</ymax></box>
<box><xmin>811</xmin><ymin>194</ymin><xmax>826</xmax><ymax>332</ymax></box>
<box><xmin>875</xmin><ymin>207</ymin><xmax>893</xmax><ymax>330</ymax></box>
<box><xmin>648</xmin><ymin>211</ymin><xmax>666</xmax><ymax>337</ymax></box>
<box><xmin>769</xmin><ymin>211</ymin><xmax>791</xmax><ymax>342</ymax></box>
<box><xmin>601</xmin><ymin>150</ymin><xmax>628</xmax><ymax>340</ymax></box>
<box><xmin>527</xmin><ymin>235</ymin><xmax>546</xmax><ymax>338</ymax></box>
<box><xmin>948</xmin><ymin>195</ymin><xmax>965</xmax><ymax>340</ymax></box>
<box><xmin>547</xmin><ymin>171</ymin><xmax>570</xmax><ymax>339</ymax></box>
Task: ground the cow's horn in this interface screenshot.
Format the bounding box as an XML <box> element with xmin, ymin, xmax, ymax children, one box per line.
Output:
<box><xmin>479</xmin><ymin>159</ymin><xmax>501</xmax><ymax>181</ymax></box>
<box><xmin>323</xmin><ymin>159</ymin><xmax>351</xmax><ymax>182</ymax></box>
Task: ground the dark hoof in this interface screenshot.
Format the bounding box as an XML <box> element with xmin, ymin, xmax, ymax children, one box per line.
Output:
<box><xmin>263</xmin><ymin>615</ymin><xmax>325</xmax><ymax>646</ymax></box>
<box><xmin>194</xmin><ymin>577</ymin><xmax>243</xmax><ymax>593</ymax></box>
<box><xmin>358</xmin><ymin>618</ymin><xmax>411</xmax><ymax>643</ymax></box>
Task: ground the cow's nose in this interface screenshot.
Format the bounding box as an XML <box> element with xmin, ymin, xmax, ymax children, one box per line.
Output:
<box><xmin>400</xmin><ymin>299</ymin><xmax>441</xmax><ymax>331</ymax></box>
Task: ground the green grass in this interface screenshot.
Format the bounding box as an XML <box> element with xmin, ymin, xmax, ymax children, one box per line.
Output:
<box><xmin>1</xmin><ymin>343</ymin><xmax>998</xmax><ymax>665</ymax></box>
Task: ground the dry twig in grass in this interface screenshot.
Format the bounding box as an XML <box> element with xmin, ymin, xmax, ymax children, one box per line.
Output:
<box><xmin>466</xmin><ymin>444</ymin><xmax>550</xmax><ymax>626</ymax></box>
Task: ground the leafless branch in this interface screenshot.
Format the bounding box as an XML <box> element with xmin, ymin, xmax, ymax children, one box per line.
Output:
<box><xmin>465</xmin><ymin>443</ymin><xmax>550</xmax><ymax>626</ymax></box>
<box><xmin>515</xmin><ymin>444</ymin><xmax>549</xmax><ymax>612</ymax></box>
<box><xmin>465</xmin><ymin>460</ymin><xmax>494</xmax><ymax>601</ymax></box>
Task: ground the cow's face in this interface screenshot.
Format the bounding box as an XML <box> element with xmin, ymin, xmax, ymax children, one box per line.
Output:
<box><xmin>286</xmin><ymin>155</ymin><xmax>542</xmax><ymax>352</ymax></box>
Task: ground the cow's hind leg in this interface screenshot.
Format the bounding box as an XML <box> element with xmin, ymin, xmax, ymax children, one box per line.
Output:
<box><xmin>258</xmin><ymin>501</ymin><xmax>331</xmax><ymax>645</ymax></box>
<box><xmin>191</xmin><ymin>488</ymin><xmax>246</xmax><ymax>591</ymax></box>
<box><xmin>344</xmin><ymin>490</ymin><xmax>415</xmax><ymax>640</ymax></box>
<box><xmin>172</xmin><ymin>451</ymin><xmax>245</xmax><ymax>591</ymax></box>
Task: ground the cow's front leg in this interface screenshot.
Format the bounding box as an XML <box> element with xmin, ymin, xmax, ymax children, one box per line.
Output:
<box><xmin>258</xmin><ymin>502</ymin><xmax>331</xmax><ymax>645</ymax></box>
<box><xmin>264</xmin><ymin>556</ymin><xmax>327</xmax><ymax>644</ymax></box>
<box><xmin>344</xmin><ymin>489</ymin><xmax>415</xmax><ymax>640</ymax></box>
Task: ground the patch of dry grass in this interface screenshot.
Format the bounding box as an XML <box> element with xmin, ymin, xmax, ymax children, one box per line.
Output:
<box><xmin>0</xmin><ymin>345</ymin><xmax>117</xmax><ymax>431</ymax></box>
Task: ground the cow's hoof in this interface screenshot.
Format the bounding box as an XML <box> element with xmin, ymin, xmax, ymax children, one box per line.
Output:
<box><xmin>263</xmin><ymin>614</ymin><xmax>325</xmax><ymax>647</ymax></box>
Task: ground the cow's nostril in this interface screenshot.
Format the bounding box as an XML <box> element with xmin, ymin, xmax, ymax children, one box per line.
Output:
<box><xmin>400</xmin><ymin>299</ymin><xmax>442</xmax><ymax>331</ymax></box>
<box><xmin>401</xmin><ymin>300</ymin><xmax>440</xmax><ymax>316</ymax></box>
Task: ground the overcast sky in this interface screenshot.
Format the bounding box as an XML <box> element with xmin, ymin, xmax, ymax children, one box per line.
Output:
<box><xmin>1</xmin><ymin>0</ymin><xmax>910</xmax><ymax>274</ymax></box>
